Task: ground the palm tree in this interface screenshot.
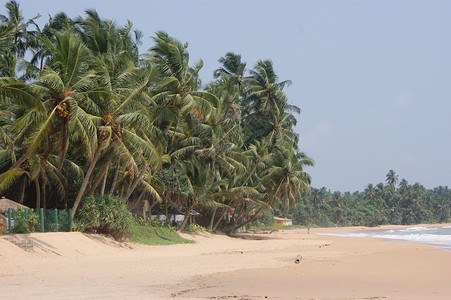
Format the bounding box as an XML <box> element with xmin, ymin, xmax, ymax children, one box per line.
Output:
<box><xmin>213</xmin><ymin>52</ymin><xmax>246</xmax><ymax>91</ymax></box>
<box><xmin>70</xmin><ymin>16</ymin><xmax>159</xmax><ymax>217</ymax></box>
<box><xmin>243</xmin><ymin>59</ymin><xmax>292</xmax><ymax>117</ymax></box>
<box><xmin>10</xmin><ymin>30</ymin><xmax>99</xmax><ymax>171</ymax></box>
<box><xmin>363</xmin><ymin>184</ymin><xmax>376</xmax><ymax>201</ymax></box>
<box><xmin>241</xmin><ymin>59</ymin><xmax>299</xmax><ymax>147</ymax></box>
<box><xmin>27</xmin><ymin>12</ymin><xmax>76</xmax><ymax>73</ymax></box>
<box><xmin>163</xmin><ymin>155</ymin><xmax>231</xmax><ymax>232</ymax></box>
<box><xmin>0</xmin><ymin>18</ymin><xmax>14</xmax><ymax>54</ymax></box>
<box><xmin>0</xmin><ymin>1</ymin><xmax>40</xmax><ymax>59</ymax></box>
<box><xmin>263</xmin><ymin>111</ymin><xmax>299</xmax><ymax>150</ymax></box>
<box><xmin>308</xmin><ymin>187</ymin><xmax>327</xmax><ymax>208</ymax></box>
<box><xmin>262</xmin><ymin>143</ymin><xmax>313</xmax><ymax>215</ymax></box>
<box><xmin>386</xmin><ymin>169</ymin><xmax>399</xmax><ymax>187</ymax></box>
<box><xmin>148</xmin><ymin>31</ymin><xmax>219</xmax><ymax>129</ymax></box>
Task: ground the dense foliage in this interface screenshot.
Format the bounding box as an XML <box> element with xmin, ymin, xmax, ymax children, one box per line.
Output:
<box><xmin>0</xmin><ymin>1</ymin><xmax>312</xmax><ymax>232</ymax></box>
<box><xmin>290</xmin><ymin>172</ymin><xmax>450</xmax><ymax>227</ymax></box>
<box><xmin>1</xmin><ymin>3</ymin><xmax>448</xmax><ymax>233</ymax></box>
<box><xmin>7</xmin><ymin>206</ymin><xmax>40</xmax><ymax>233</ymax></box>
<box><xmin>77</xmin><ymin>194</ymin><xmax>133</xmax><ymax>240</ymax></box>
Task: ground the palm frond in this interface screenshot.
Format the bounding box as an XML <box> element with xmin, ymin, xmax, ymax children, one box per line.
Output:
<box><xmin>0</xmin><ymin>168</ymin><xmax>27</xmax><ymax>193</ymax></box>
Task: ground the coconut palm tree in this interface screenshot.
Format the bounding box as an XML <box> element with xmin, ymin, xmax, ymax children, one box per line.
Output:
<box><xmin>0</xmin><ymin>1</ymin><xmax>40</xmax><ymax>59</ymax></box>
<box><xmin>10</xmin><ymin>30</ymin><xmax>98</xmax><ymax>170</ymax></box>
<box><xmin>70</xmin><ymin>27</ymin><xmax>159</xmax><ymax>217</ymax></box>
<box><xmin>213</xmin><ymin>52</ymin><xmax>246</xmax><ymax>91</ymax></box>
<box><xmin>262</xmin><ymin>111</ymin><xmax>299</xmax><ymax>150</ymax></box>
<box><xmin>147</xmin><ymin>31</ymin><xmax>219</xmax><ymax>129</ymax></box>
<box><xmin>386</xmin><ymin>169</ymin><xmax>399</xmax><ymax>187</ymax></box>
<box><xmin>262</xmin><ymin>143</ymin><xmax>313</xmax><ymax>215</ymax></box>
<box><xmin>243</xmin><ymin>59</ymin><xmax>292</xmax><ymax>117</ymax></box>
<box><xmin>241</xmin><ymin>59</ymin><xmax>299</xmax><ymax>146</ymax></box>
<box><xmin>27</xmin><ymin>12</ymin><xmax>76</xmax><ymax>73</ymax></box>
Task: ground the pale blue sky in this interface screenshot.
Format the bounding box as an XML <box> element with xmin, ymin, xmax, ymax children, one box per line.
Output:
<box><xmin>13</xmin><ymin>0</ymin><xmax>451</xmax><ymax>192</ymax></box>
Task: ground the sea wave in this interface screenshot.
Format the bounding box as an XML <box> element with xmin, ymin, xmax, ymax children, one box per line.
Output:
<box><xmin>317</xmin><ymin>226</ymin><xmax>451</xmax><ymax>251</ymax></box>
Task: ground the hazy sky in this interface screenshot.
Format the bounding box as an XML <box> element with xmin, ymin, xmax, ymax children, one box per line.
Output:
<box><xmin>12</xmin><ymin>0</ymin><xmax>451</xmax><ymax>192</ymax></box>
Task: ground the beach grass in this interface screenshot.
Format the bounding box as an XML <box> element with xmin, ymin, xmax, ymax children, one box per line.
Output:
<box><xmin>130</xmin><ymin>224</ymin><xmax>194</xmax><ymax>245</ymax></box>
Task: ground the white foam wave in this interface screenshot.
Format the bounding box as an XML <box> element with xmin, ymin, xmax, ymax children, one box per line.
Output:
<box><xmin>317</xmin><ymin>226</ymin><xmax>451</xmax><ymax>250</ymax></box>
<box><xmin>372</xmin><ymin>233</ymin><xmax>450</xmax><ymax>244</ymax></box>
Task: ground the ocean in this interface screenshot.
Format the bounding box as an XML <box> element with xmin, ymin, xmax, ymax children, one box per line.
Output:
<box><xmin>318</xmin><ymin>226</ymin><xmax>451</xmax><ymax>251</ymax></box>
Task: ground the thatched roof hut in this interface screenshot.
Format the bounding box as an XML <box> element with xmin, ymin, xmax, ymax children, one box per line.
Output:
<box><xmin>0</xmin><ymin>197</ymin><xmax>29</xmax><ymax>212</ymax></box>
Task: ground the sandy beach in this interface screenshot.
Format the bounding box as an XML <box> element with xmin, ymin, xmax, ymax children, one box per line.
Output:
<box><xmin>1</xmin><ymin>225</ymin><xmax>450</xmax><ymax>300</ymax></box>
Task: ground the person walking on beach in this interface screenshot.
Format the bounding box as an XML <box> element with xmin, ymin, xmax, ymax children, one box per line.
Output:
<box><xmin>307</xmin><ymin>225</ymin><xmax>310</xmax><ymax>234</ymax></box>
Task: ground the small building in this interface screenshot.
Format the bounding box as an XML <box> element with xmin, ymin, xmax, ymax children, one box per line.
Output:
<box><xmin>0</xmin><ymin>197</ymin><xmax>29</xmax><ymax>212</ymax></box>
<box><xmin>0</xmin><ymin>197</ymin><xmax>30</xmax><ymax>234</ymax></box>
<box><xmin>273</xmin><ymin>216</ymin><xmax>292</xmax><ymax>227</ymax></box>
<box><xmin>151</xmin><ymin>209</ymin><xmax>201</xmax><ymax>227</ymax></box>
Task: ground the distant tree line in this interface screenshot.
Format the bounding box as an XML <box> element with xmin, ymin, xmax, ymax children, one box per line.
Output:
<box><xmin>288</xmin><ymin>170</ymin><xmax>450</xmax><ymax>227</ymax></box>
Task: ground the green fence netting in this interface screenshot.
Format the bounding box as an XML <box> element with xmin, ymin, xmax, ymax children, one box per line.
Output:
<box><xmin>1</xmin><ymin>208</ymin><xmax>72</xmax><ymax>234</ymax></box>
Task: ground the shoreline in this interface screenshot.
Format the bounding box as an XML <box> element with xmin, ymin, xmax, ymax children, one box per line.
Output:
<box><xmin>1</xmin><ymin>224</ymin><xmax>450</xmax><ymax>299</ymax></box>
<box><xmin>312</xmin><ymin>223</ymin><xmax>451</xmax><ymax>252</ymax></box>
<box><xmin>172</xmin><ymin>225</ymin><xmax>451</xmax><ymax>299</ymax></box>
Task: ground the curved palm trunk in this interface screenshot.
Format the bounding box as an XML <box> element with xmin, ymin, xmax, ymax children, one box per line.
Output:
<box><xmin>208</xmin><ymin>207</ymin><xmax>217</xmax><ymax>231</ymax></box>
<box><xmin>124</xmin><ymin>164</ymin><xmax>149</xmax><ymax>201</ymax></box>
<box><xmin>243</xmin><ymin>157</ymin><xmax>260</xmax><ymax>186</ymax></box>
<box><xmin>212</xmin><ymin>208</ymin><xmax>228</xmax><ymax>232</ymax></box>
<box><xmin>58</xmin><ymin>120</ymin><xmax>68</xmax><ymax>170</ymax></box>
<box><xmin>71</xmin><ymin>145</ymin><xmax>102</xmax><ymax>218</ymax></box>
<box><xmin>131</xmin><ymin>189</ymin><xmax>147</xmax><ymax>210</ymax></box>
<box><xmin>108</xmin><ymin>158</ymin><xmax>121</xmax><ymax>195</ymax></box>
<box><xmin>88</xmin><ymin>158</ymin><xmax>111</xmax><ymax>196</ymax></box>
<box><xmin>177</xmin><ymin>204</ymin><xmax>195</xmax><ymax>232</ymax></box>
<box><xmin>230</xmin><ymin>203</ymin><xmax>244</xmax><ymax>230</ymax></box>
<box><xmin>35</xmin><ymin>179</ymin><xmax>41</xmax><ymax>210</ymax></box>
<box><xmin>146</xmin><ymin>199</ymin><xmax>160</xmax><ymax>220</ymax></box>
<box><xmin>100</xmin><ymin>167</ymin><xmax>108</xmax><ymax>196</ymax></box>
<box><xmin>164</xmin><ymin>120</ymin><xmax>173</xmax><ymax>135</ymax></box>
<box><xmin>231</xmin><ymin>207</ymin><xmax>263</xmax><ymax>233</ymax></box>
<box><xmin>19</xmin><ymin>176</ymin><xmax>27</xmax><ymax>204</ymax></box>
<box><xmin>40</xmin><ymin>56</ymin><xmax>44</xmax><ymax>71</ymax></box>
<box><xmin>42</xmin><ymin>183</ymin><xmax>47</xmax><ymax>210</ymax></box>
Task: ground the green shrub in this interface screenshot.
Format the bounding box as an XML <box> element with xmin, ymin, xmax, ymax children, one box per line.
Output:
<box><xmin>10</xmin><ymin>207</ymin><xmax>39</xmax><ymax>233</ymax></box>
<box><xmin>149</xmin><ymin>219</ymin><xmax>165</xmax><ymax>228</ymax></box>
<box><xmin>72</xmin><ymin>220</ymin><xmax>87</xmax><ymax>232</ymax></box>
<box><xmin>185</xmin><ymin>223</ymin><xmax>207</xmax><ymax>232</ymax></box>
<box><xmin>76</xmin><ymin>195</ymin><xmax>133</xmax><ymax>240</ymax></box>
<box><xmin>57</xmin><ymin>210</ymin><xmax>70</xmax><ymax>232</ymax></box>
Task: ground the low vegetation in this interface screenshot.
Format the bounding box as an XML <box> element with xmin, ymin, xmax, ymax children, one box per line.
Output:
<box><xmin>76</xmin><ymin>195</ymin><xmax>133</xmax><ymax>240</ymax></box>
<box><xmin>184</xmin><ymin>223</ymin><xmax>207</xmax><ymax>233</ymax></box>
<box><xmin>6</xmin><ymin>206</ymin><xmax>40</xmax><ymax>233</ymax></box>
<box><xmin>130</xmin><ymin>223</ymin><xmax>193</xmax><ymax>245</ymax></box>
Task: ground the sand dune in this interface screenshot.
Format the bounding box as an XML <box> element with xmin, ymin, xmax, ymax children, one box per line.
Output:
<box><xmin>1</xmin><ymin>225</ymin><xmax>450</xmax><ymax>299</ymax></box>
